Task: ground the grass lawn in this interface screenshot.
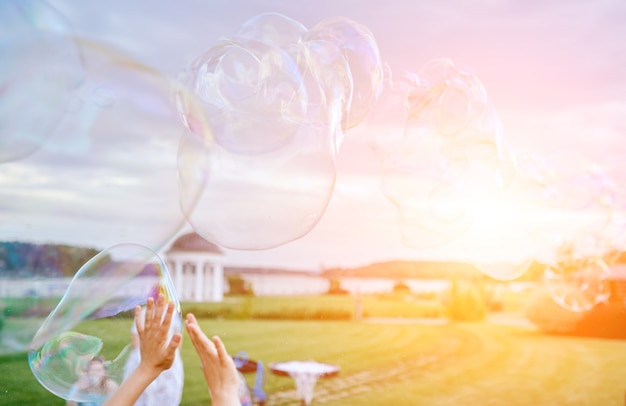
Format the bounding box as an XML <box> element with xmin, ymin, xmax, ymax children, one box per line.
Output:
<box><xmin>1</xmin><ymin>317</ymin><xmax>625</xmax><ymax>405</ymax></box>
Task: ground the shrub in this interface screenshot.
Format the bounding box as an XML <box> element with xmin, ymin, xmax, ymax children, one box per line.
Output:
<box><xmin>441</xmin><ymin>278</ymin><xmax>486</xmax><ymax>321</ymax></box>
<box><xmin>524</xmin><ymin>287</ymin><xmax>584</xmax><ymax>334</ymax></box>
<box><xmin>326</xmin><ymin>278</ymin><xmax>349</xmax><ymax>295</ymax></box>
<box><xmin>227</xmin><ymin>275</ymin><xmax>254</xmax><ymax>296</ymax></box>
<box><xmin>392</xmin><ymin>280</ymin><xmax>411</xmax><ymax>295</ymax></box>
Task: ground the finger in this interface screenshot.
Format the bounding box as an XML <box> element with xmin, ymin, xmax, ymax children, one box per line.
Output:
<box><xmin>168</xmin><ymin>333</ymin><xmax>183</xmax><ymax>353</ymax></box>
<box><xmin>134</xmin><ymin>305</ymin><xmax>144</xmax><ymax>336</ymax></box>
<box><xmin>185</xmin><ymin>317</ymin><xmax>216</xmax><ymax>358</ymax></box>
<box><xmin>154</xmin><ymin>293</ymin><xmax>166</xmax><ymax>328</ymax></box>
<box><xmin>212</xmin><ymin>336</ymin><xmax>229</xmax><ymax>365</ymax></box>
<box><xmin>161</xmin><ymin>301</ymin><xmax>175</xmax><ymax>334</ymax></box>
<box><xmin>144</xmin><ymin>297</ymin><xmax>155</xmax><ymax>330</ymax></box>
<box><xmin>186</xmin><ymin>312</ymin><xmax>198</xmax><ymax>326</ymax></box>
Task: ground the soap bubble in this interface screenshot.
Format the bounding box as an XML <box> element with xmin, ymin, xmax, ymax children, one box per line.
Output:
<box><xmin>514</xmin><ymin>153</ymin><xmax>615</xmax><ymax>252</ymax></box>
<box><xmin>405</xmin><ymin>59</ymin><xmax>494</xmax><ymax>143</ymax></box>
<box><xmin>177</xmin><ymin>124</ymin><xmax>338</xmax><ymax>249</ymax></box>
<box><xmin>377</xmin><ymin>67</ymin><xmax>509</xmax><ymax>250</ymax></box>
<box><xmin>0</xmin><ymin>38</ymin><xmax>204</xmax><ymax>253</ymax></box>
<box><xmin>176</xmin><ymin>15</ymin><xmax>349</xmax><ymax>249</ymax></box>
<box><xmin>306</xmin><ymin>17</ymin><xmax>383</xmax><ymax>129</ymax></box>
<box><xmin>473</xmin><ymin>260</ymin><xmax>534</xmax><ymax>281</ymax></box>
<box><xmin>382</xmin><ymin>162</ymin><xmax>476</xmax><ymax>249</ymax></box>
<box><xmin>544</xmin><ymin>257</ymin><xmax>610</xmax><ymax>312</ymax></box>
<box><xmin>0</xmin><ymin>0</ymin><xmax>83</xmax><ymax>163</ymax></box>
<box><xmin>0</xmin><ymin>39</ymin><xmax>203</xmax><ymax>355</ymax></box>
<box><xmin>0</xmin><ymin>242</ymin><xmax>102</xmax><ymax>356</ymax></box>
<box><xmin>28</xmin><ymin>244</ymin><xmax>180</xmax><ymax>402</ymax></box>
<box><xmin>179</xmin><ymin>38</ymin><xmax>308</xmax><ymax>155</ymax></box>
<box><xmin>291</xmin><ymin>38</ymin><xmax>353</xmax><ymax>152</ymax></box>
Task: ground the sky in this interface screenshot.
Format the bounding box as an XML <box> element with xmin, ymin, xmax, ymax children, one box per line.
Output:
<box><xmin>2</xmin><ymin>0</ymin><xmax>626</xmax><ymax>271</ymax></box>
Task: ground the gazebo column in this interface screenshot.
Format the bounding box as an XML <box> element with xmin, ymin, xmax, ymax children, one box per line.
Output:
<box><xmin>212</xmin><ymin>263</ymin><xmax>224</xmax><ymax>302</ymax></box>
<box><xmin>195</xmin><ymin>260</ymin><xmax>204</xmax><ymax>302</ymax></box>
<box><xmin>174</xmin><ymin>259</ymin><xmax>183</xmax><ymax>300</ymax></box>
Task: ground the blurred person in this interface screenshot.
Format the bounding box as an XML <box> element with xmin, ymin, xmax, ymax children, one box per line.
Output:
<box><xmin>67</xmin><ymin>356</ymin><xmax>119</xmax><ymax>406</ymax></box>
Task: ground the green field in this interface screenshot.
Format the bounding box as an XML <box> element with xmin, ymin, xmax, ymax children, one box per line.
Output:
<box><xmin>1</xmin><ymin>313</ymin><xmax>625</xmax><ymax>405</ymax></box>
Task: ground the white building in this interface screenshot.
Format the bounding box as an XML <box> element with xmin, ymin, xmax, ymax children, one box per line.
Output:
<box><xmin>165</xmin><ymin>232</ymin><xmax>225</xmax><ymax>302</ymax></box>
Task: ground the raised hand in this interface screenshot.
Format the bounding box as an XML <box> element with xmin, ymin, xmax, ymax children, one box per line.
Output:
<box><xmin>185</xmin><ymin>313</ymin><xmax>240</xmax><ymax>406</ymax></box>
<box><xmin>102</xmin><ymin>294</ymin><xmax>182</xmax><ymax>406</ymax></box>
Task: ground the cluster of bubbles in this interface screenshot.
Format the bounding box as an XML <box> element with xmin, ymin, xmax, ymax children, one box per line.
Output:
<box><xmin>1</xmin><ymin>4</ymin><xmax>623</xmax><ymax>402</ymax></box>
<box><xmin>28</xmin><ymin>244</ymin><xmax>181</xmax><ymax>403</ymax></box>
<box><xmin>176</xmin><ymin>12</ymin><xmax>383</xmax><ymax>249</ymax></box>
<box><xmin>376</xmin><ymin>59</ymin><xmax>508</xmax><ymax>252</ymax></box>
<box><xmin>372</xmin><ymin>58</ymin><xmax>623</xmax><ymax>311</ymax></box>
<box><xmin>1</xmin><ymin>3</ymin><xmax>383</xmax><ymax>400</ymax></box>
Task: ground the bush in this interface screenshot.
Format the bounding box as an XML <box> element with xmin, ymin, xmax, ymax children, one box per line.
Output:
<box><xmin>326</xmin><ymin>278</ymin><xmax>349</xmax><ymax>295</ymax></box>
<box><xmin>441</xmin><ymin>278</ymin><xmax>486</xmax><ymax>321</ymax></box>
<box><xmin>524</xmin><ymin>287</ymin><xmax>584</xmax><ymax>334</ymax></box>
<box><xmin>227</xmin><ymin>275</ymin><xmax>254</xmax><ymax>296</ymax></box>
<box><xmin>392</xmin><ymin>280</ymin><xmax>411</xmax><ymax>295</ymax></box>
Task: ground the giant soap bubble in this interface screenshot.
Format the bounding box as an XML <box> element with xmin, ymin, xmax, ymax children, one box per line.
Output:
<box><xmin>544</xmin><ymin>256</ymin><xmax>611</xmax><ymax>313</ymax></box>
<box><xmin>377</xmin><ymin>65</ymin><xmax>508</xmax><ymax>250</ymax></box>
<box><xmin>28</xmin><ymin>244</ymin><xmax>181</xmax><ymax>403</ymax></box>
<box><xmin>0</xmin><ymin>38</ymin><xmax>204</xmax><ymax>354</ymax></box>
<box><xmin>306</xmin><ymin>17</ymin><xmax>384</xmax><ymax>130</ymax></box>
<box><xmin>176</xmin><ymin>13</ymin><xmax>386</xmax><ymax>249</ymax></box>
<box><xmin>0</xmin><ymin>37</ymin><xmax>204</xmax><ymax>253</ymax></box>
<box><xmin>0</xmin><ymin>0</ymin><xmax>83</xmax><ymax>163</ymax></box>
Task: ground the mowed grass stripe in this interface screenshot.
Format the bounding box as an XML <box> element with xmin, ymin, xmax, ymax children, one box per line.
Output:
<box><xmin>2</xmin><ymin>319</ymin><xmax>625</xmax><ymax>405</ymax></box>
<box><xmin>314</xmin><ymin>324</ymin><xmax>626</xmax><ymax>406</ymax></box>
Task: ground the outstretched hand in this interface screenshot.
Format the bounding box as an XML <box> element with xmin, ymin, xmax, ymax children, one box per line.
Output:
<box><xmin>185</xmin><ymin>313</ymin><xmax>240</xmax><ymax>406</ymax></box>
<box><xmin>135</xmin><ymin>293</ymin><xmax>182</xmax><ymax>376</ymax></box>
<box><xmin>102</xmin><ymin>293</ymin><xmax>182</xmax><ymax>406</ymax></box>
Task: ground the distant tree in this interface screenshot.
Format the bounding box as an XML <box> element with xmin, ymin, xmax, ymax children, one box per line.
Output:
<box><xmin>392</xmin><ymin>280</ymin><xmax>411</xmax><ymax>295</ymax></box>
<box><xmin>227</xmin><ymin>275</ymin><xmax>254</xmax><ymax>296</ymax></box>
<box><xmin>0</xmin><ymin>241</ymin><xmax>100</xmax><ymax>277</ymax></box>
<box><xmin>441</xmin><ymin>278</ymin><xmax>486</xmax><ymax>321</ymax></box>
<box><xmin>326</xmin><ymin>278</ymin><xmax>349</xmax><ymax>295</ymax></box>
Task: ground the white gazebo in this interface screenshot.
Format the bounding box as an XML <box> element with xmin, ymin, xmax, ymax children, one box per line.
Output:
<box><xmin>165</xmin><ymin>232</ymin><xmax>224</xmax><ymax>302</ymax></box>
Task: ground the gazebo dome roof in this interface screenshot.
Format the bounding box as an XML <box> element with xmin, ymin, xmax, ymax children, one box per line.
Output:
<box><xmin>167</xmin><ymin>232</ymin><xmax>224</xmax><ymax>255</ymax></box>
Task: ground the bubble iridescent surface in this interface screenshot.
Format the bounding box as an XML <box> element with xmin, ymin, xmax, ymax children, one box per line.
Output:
<box><xmin>176</xmin><ymin>13</ymin><xmax>350</xmax><ymax>249</ymax></box>
<box><xmin>0</xmin><ymin>38</ymin><xmax>204</xmax><ymax>354</ymax></box>
<box><xmin>0</xmin><ymin>37</ymin><xmax>204</xmax><ymax>253</ymax></box>
<box><xmin>28</xmin><ymin>244</ymin><xmax>181</xmax><ymax>402</ymax></box>
<box><xmin>306</xmin><ymin>17</ymin><xmax>383</xmax><ymax>130</ymax></box>
<box><xmin>0</xmin><ymin>0</ymin><xmax>83</xmax><ymax>163</ymax></box>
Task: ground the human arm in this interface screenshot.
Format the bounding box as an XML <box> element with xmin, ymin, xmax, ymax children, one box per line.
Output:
<box><xmin>102</xmin><ymin>294</ymin><xmax>182</xmax><ymax>406</ymax></box>
<box><xmin>185</xmin><ymin>313</ymin><xmax>240</xmax><ymax>406</ymax></box>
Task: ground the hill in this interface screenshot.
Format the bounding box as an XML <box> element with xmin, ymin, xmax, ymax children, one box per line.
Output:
<box><xmin>321</xmin><ymin>260</ymin><xmax>547</xmax><ymax>281</ymax></box>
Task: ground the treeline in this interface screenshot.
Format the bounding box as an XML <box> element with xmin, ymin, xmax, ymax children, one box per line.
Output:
<box><xmin>322</xmin><ymin>260</ymin><xmax>547</xmax><ymax>281</ymax></box>
<box><xmin>0</xmin><ymin>241</ymin><xmax>100</xmax><ymax>278</ymax></box>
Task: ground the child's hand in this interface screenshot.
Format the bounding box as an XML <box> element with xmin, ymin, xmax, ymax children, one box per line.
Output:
<box><xmin>134</xmin><ymin>293</ymin><xmax>182</xmax><ymax>378</ymax></box>
<box><xmin>185</xmin><ymin>313</ymin><xmax>240</xmax><ymax>406</ymax></box>
<box><xmin>102</xmin><ymin>294</ymin><xmax>182</xmax><ymax>406</ymax></box>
